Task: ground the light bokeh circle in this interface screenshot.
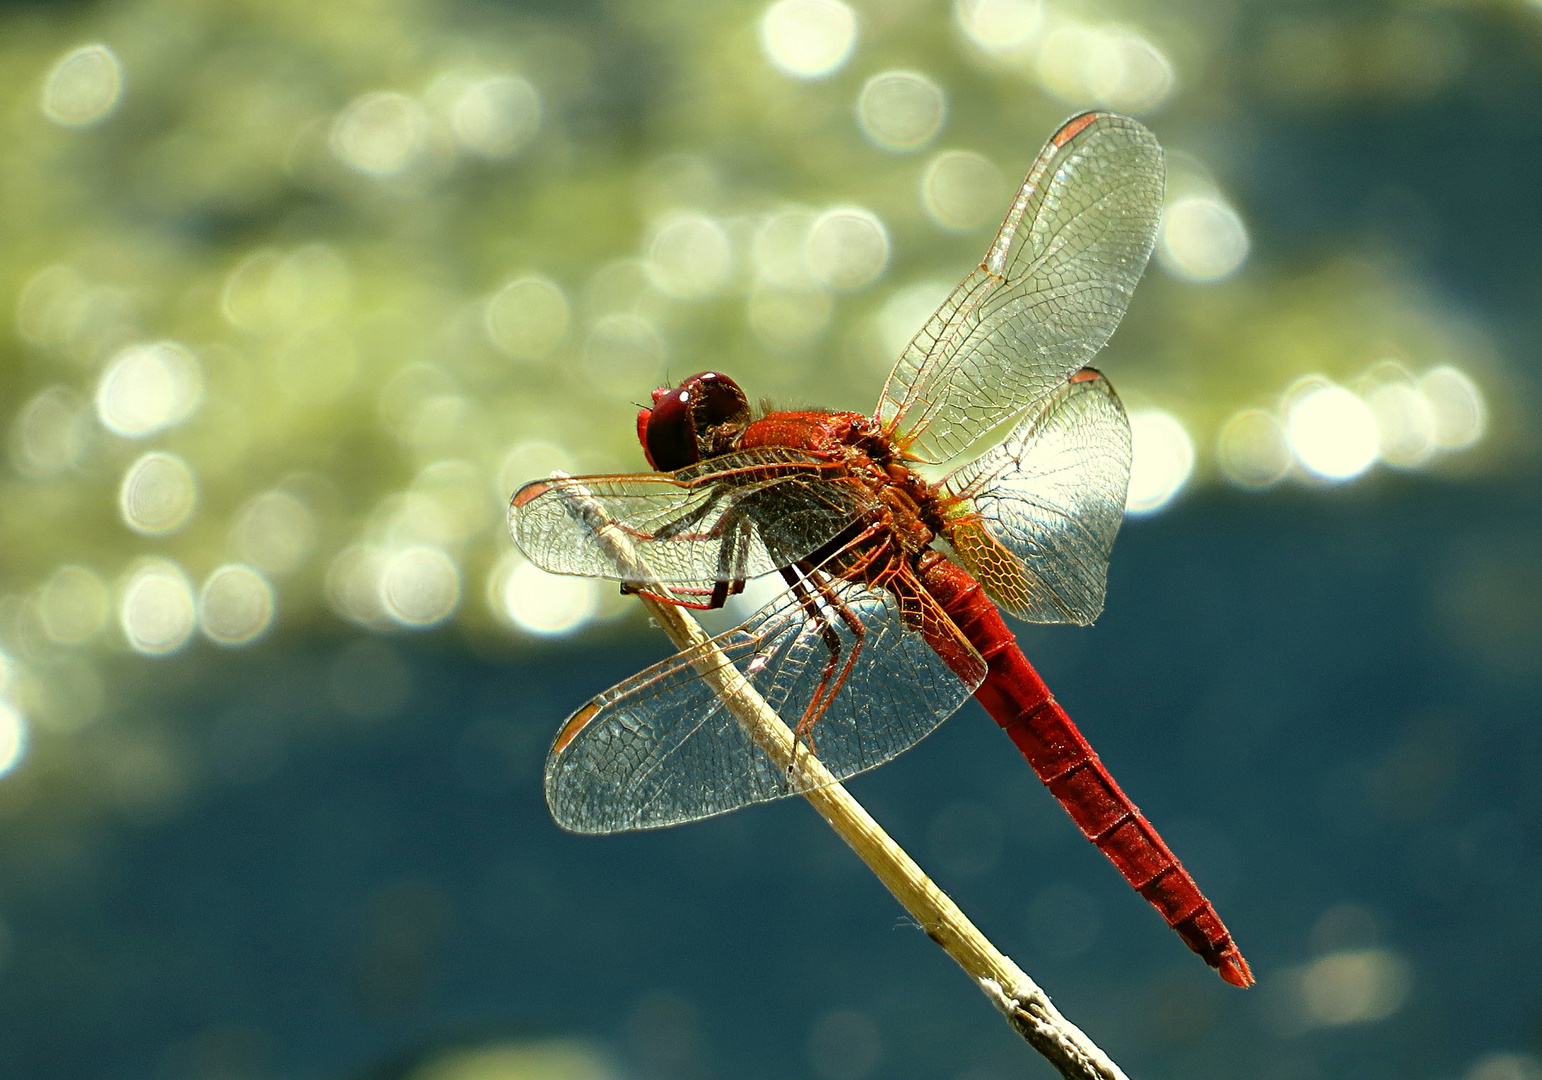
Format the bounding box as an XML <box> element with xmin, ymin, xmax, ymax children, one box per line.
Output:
<box><xmin>1217</xmin><ymin>408</ymin><xmax>1291</xmax><ymax>488</ymax></box>
<box><xmin>96</xmin><ymin>341</ymin><xmax>203</xmax><ymax>438</ymax></box>
<box><xmin>0</xmin><ymin>702</ymin><xmax>28</xmax><ymax>779</ymax></box>
<box><xmin>1158</xmin><ymin>196</ymin><xmax>1250</xmax><ymax>283</ymax></box>
<box><xmin>379</xmin><ymin>547</ymin><xmax>461</xmax><ymax>627</ymax></box>
<box><xmin>118</xmin><ymin>452</ymin><xmax>198</xmax><ymax>535</ymax></box>
<box><xmin>41</xmin><ymin>43</ymin><xmax>123</xmax><ymax>126</ymax></box>
<box><xmin>760</xmin><ymin>0</ymin><xmax>858</xmax><ymax>80</ymax></box>
<box><xmin>485</xmin><ymin>276</ymin><xmax>570</xmax><ymax>361</ymax></box>
<box><xmin>494</xmin><ymin>557</ymin><xmax>599</xmax><ymax>637</ymax></box>
<box><xmin>857</xmin><ymin>71</ymin><xmax>946</xmax><ymax>151</ymax></box>
<box><xmin>806</xmin><ymin>207</ymin><xmax>889</xmax><ymax>291</ymax></box>
<box><xmin>922</xmin><ymin>150</ymin><xmax>1006</xmax><ymax>231</ymax></box>
<box><xmin>1126</xmin><ymin>409</ymin><xmax>1195</xmax><ymax>514</ymax></box>
<box><xmin>1287</xmin><ymin>385</ymin><xmax>1380</xmax><ymax>481</ymax></box>
<box><xmin>199</xmin><ymin>564</ymin><xmax>277</xmax><ymax>646</ymax></box>
<box><xmin>119</xmin><ymin>560</ymin><xmax>197</xmax><ymax>656</ymax></box>
<box><xmin>38</xmin><ymin>564</ymin><xmax>111</xmax><ymax>644</ymax></box>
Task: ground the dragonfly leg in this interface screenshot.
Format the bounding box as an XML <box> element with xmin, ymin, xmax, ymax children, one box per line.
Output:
<box><xmin>621</xmin><ymin>517</ymin><xmax>753</xmax><ymax>611</ymax></box>
<box><xmin>624</xmin><ymin>585</ymin><xmax>729</xmax><ymax>611</ymax></box>
<box><xmin>779</xmin><ymin>554</ymin><xmax>879</xmax><ymax>767</ymax></box>
<box><xmin>651</xmin><ymin>482</ymin><xmax>734</xmax><ymax>540</ymax></box>
<box><xmin>708</xmin><ymin>517</ymin><xmax>753</xmax><ymax>610</ymax></box>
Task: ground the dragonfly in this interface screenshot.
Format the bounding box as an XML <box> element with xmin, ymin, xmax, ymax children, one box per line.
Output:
<box><xmin>509</xmin><ymin>112</ymin><xmax>1251</xmax><ymax>987</ymax></box>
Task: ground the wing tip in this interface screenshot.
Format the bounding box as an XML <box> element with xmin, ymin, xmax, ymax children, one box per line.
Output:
<box><xmin>1053</xmin><ymin>111</ymin><xmax>1103</xmax><ymax>146</ymax></box>
<box><xmin>511</xmin><ymin>479</ymin><xmax>553</xmax><ymax>509</ymax></box>
<box><xmin>550</xmin><ymin>701</ymin><xmax>601</xmax><ymax>756</ymax></box>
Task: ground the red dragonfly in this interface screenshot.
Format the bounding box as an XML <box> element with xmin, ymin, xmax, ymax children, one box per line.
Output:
<box><xmin>509</xmin><ymin>112</ymin><xmax>1251</xmax><ymax>987</ymax></box>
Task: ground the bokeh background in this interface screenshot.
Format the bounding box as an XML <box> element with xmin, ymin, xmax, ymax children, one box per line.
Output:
<box><xmin>1</xmin><ymin>0</ymin><xmax>1540</xmax><ymax>1077</ymax></box>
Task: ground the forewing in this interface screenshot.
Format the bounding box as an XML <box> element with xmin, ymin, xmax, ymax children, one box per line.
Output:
<box><xmin>877</xmin><ymin>112</ymin><xmax>1162</xmax><ymax>467</ymax></box>
<box><xmin>508</xmin><ymin>447</ymin><xmax>874</xmax><ymax>588</ymax></box>
<box><xmin>943</xmin><ymin>369</ymin><xmax>1130</xmax><ymax>626</ymax></box>
<box><xmin>545</xmin><ymin>576</ymin><xmax>986</xmax><ymax>833</ymax></box>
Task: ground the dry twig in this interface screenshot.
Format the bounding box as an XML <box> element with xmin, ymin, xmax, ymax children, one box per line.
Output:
<box><xmin>555</xmin><ymin>477</ymin><xmax>1131</xmax><ymax>1080</ymax></box>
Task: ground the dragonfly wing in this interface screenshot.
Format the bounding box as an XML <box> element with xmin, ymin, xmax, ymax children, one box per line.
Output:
<box><xmin>943</xmin><ymin>368</ymin><xmax>1130</xmax><ymax>626</ymax></box>
<box><xmin>508</xmin><ymin>447</ymin><xmax>874</xmax><ymax>589</ymax></box>
<box><xmin>877</xmin><ymin>112</ymin><xmax>1162</xmax><ymax>467</ymax></box>
<box><xmin>545</xmin><ymin>575</ymin><xmax>986</xmax><ymax>833</ymax></box>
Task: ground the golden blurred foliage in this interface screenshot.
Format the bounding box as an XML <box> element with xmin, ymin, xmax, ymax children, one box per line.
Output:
<box><xmin>0</xmin><ymin>0</ymin><xmax>1511</xmax><ymax>750</ymax></box>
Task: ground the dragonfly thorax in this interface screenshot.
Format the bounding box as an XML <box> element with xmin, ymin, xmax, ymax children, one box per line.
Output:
<box><xmin>734</xmin><ymin>407</ymin><xmax>950</xmax><ymax>563</ymax></box>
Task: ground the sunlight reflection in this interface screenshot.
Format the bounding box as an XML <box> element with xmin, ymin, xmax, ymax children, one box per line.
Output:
<box><xmin>1037</xmin><ymin>22</ymin><xmax>1175</xmax><ymax>112</ymax></box>
<box><xmin>41</xmin><ymin>43</ymin><xmax>123</xmax><ymax>127</ymax></box>
<box><xmin>1464</xmin><ymin>1053</ymin><xmax>1542</xmax><ymax>1080</ymax></box>
<box><xmin>1217</xmin><ymin>408</ymin><xmax>1291</xmax><ymax>489</ymax></box>
<box><xmin>498</xmin><ymin>441</ymin><xmax>576</xmax><ymax>502</ymax></box>
<box><xmin>493</xmin><ymin>555</ymin><xmax>599</xmax><ymax>636</ymax></box>
<box><xmin>374</xmin><ymin>492</ymin><xmax>452</xmax><ymax>548</ymax></box>
<box><xmin>232</xmin><ymin>490</ymin><xmax>318</xmax><ymax>576</ymax></box>
<box><xmin>1297</xmin><ymin>948</ymin><xmax>1412</xmax><ymax>1027</ymax></box>
<box><xmin>922</xmin><ymin>150</ymin><xmax>1007</xmax><ymax>231</ymax></box>
<box><xmin>400</xmin><ymin>1039</ymin><xmax>623</xmax><ymax>1080</ymax></box>
<box><xmin>584</xmin><ymin>258</ymin><xmax>655</xmax><ymax>316</ymax></box>
<box><xmin>331</xmin><ymin>91</ymin><xmax>428</xmax><ymax>176</ymax></box>
<box><xmin>119</xmin><ymin>452</ymin><xmax>198</xmax><ymax>535</ymax></box>
<box><xmin>221</xmin><ymin>246</ymin><xmax>351</xmax><ymax>333</ymax></box>
<box><xmin>760</xmin><ymin>0</ymin><xmax>858</xmax><ymax>80</ymax></box>
<box><xmin>748</xmin><ymin>284</ymin><xmax>833</xmax><ymax>351</ymax></box>
<box><xmin>1126</xmin><ymin>409</ymin><xmax>1194</xmax><ymax>515</ymax></box>
<box><xmin>11</xmin><ymin>385</ymin><xmax>89</xmax><ymax>477</ymax></box>
<box><xmin>379</xmin><ymin>547</ymin><xmax>461</xmax><ymax>628</ymax></box>
<box><xmin>1362</xmin><ymin>362</ymin><xmax>1435</xmax><ymax>468</ymax></box>
<box><xmin>646</xmin><ymin>213</ymin><xmax>734</xmax><ymax>300</ymax></box>
<box><xmin>486</xmin><ymin>276</ymin><xmax>570</xmax><ymax>362</ymax></box>
<box><xmin>872</xmin><ymin>279</ymin><xmax>952</xmax><ymax>364</ymax></box>
<box><xmin>1287</xmin><ymin>383</ymin><xmax>1379</xmax><ymax>481</ymax></box>
<box><xmin>1158</xmin><ymin>195</ymin><xmax>1250</xmax><ymax>283</ymax></box>
<box><xmin>857</xmin><ymin>71</ymin><xmax>946</xmax><ymax>152</ymax></box>
<box><xmin>806</xmin><ymin>207</ymin><xmax>889</xmax><ymax>290</ymax></box>
<box><xmin>95</xmin><ymin>341</ymin><xmax>203</xmax><ymax>438</ymax></box>
<box><xmin>37</xmin><ymin>565</ymin><xmax>110</xmax><ymax>645</ymax></box>
<box><xmin>327</xmin><ymin>545</ymin><xmax>392</xmax><ymax>628</ymax></box>
<box><xmin>954</xmin><ymin>0</ymin><xmax>1044</xmax><ymax>56</ymax></box>
<box><xmin>1419</xmin><ymin>365</ymin><xmax>1486</xmax><ymax>451</ymax></box>
<box><xmin>413</xmin><ymin>460</ymin><xmax>490</xmax><ymax>542</ymax></box>
<box><xmin>0</xmin><ymin>702</ymin><xmax>27</xmax><ymax>779</ymax></box>
<box><xmin>119</xmin><ymin>560</ymin><xmax>197</xmax><ymax>656</ymax></box>
<box><xmin>582</xmin><ymin>314</ymin><xmax>667</xmax><ymax>394</ymax></box>
<box><xmin>448</xmin><ymin>75</ymin><xmax>541</xmax><ymax>159</ymax></box>
<box><xmin>199</xmin><ymin>565</ymin><xmax>276</xmax><ymax>646</ymax></box>
<box><xmin>752</xmin><ymin>209</ymin><xmax>818</xmax><ymax>286</ymax></box>
<box><xmin>16</xmin><ymin>264</ymin><xmax>90</xmax><ymax>346</ymax></box>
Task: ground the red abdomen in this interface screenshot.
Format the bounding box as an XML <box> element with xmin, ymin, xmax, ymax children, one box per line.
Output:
<box><xmin>918</xmin><ymin>552</ymin><xmax>1253</xmax><ymax>988</ymax></box>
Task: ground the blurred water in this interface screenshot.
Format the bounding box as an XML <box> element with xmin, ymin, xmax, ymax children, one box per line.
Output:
<box><xmin>3</xmin><ymin>475</ymin><xmax>1538</xmax><ymax>1080</ymax></box>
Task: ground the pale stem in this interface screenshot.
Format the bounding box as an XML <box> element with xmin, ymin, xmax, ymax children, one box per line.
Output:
<box><xmin>553</xmin><ymin>477</ymin><xmax>1131</xmax><ymax>1080</ymax></box>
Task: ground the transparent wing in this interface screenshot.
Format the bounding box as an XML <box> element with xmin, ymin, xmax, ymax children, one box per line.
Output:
<box><xmin>545</xmin><ymin>575</ymin><xmax>987</xmax><ymax>834</ymax></box>
<box><xmin>943</xmin><ymin>368</ymin><xmax>1130</xmax><ymax>626</ymax></box>
<box><xmin>508</xmin><ymin>447</ymin><xmax>876</xmax><ymax>588</ymax></box>
<box><xmin>877</xmin><ymin>112</ymin><xmax>1162</xmax><ymax>468</ymax></box>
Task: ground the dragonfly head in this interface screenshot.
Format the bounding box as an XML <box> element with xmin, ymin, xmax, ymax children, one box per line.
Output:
<box><xmin>636</xmin><ymin>371</ymin><xmax>751</xmax><ymax>472</ymax></box>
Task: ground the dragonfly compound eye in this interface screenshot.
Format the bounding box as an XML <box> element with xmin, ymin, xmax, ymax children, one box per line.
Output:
<box><xmin>686</xmin><ymin>371</ymin><xmax>750</xmax><ymax>430</ymax></box>
<box><xmin>641</xmin><ymin>371</ymin><xmax>750</xmax><ymax>472</ymax></box>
